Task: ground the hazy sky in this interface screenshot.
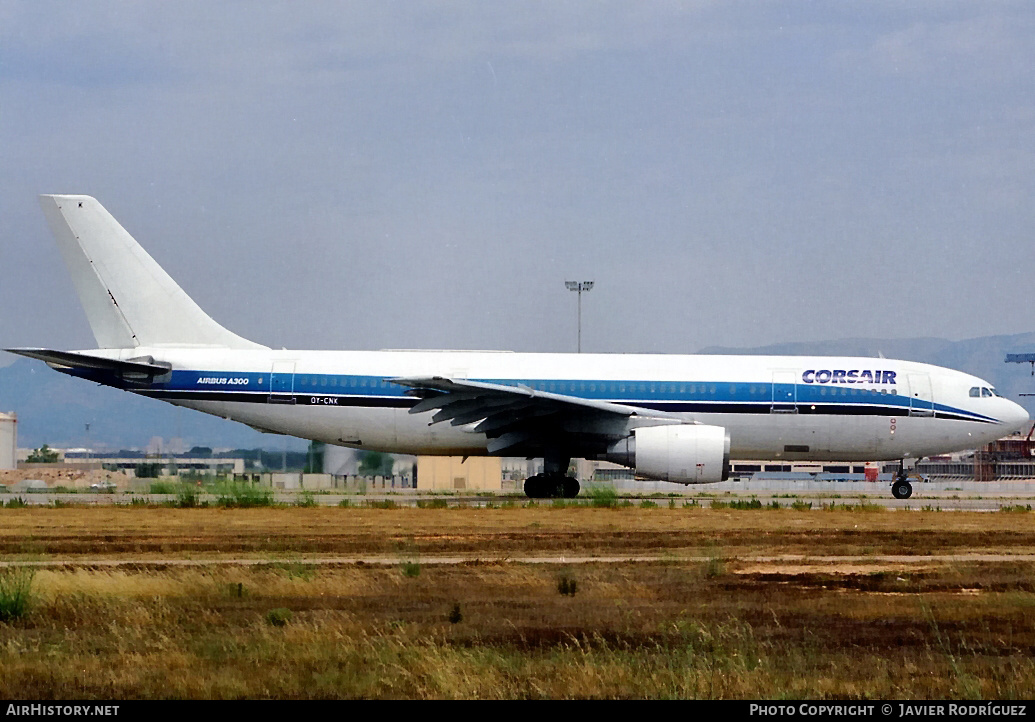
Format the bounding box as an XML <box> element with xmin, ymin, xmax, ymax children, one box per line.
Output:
<box><xmin>2</xmin><ymin>1</ymin><xmax>1034</xmax><ymax>359</ymax></box>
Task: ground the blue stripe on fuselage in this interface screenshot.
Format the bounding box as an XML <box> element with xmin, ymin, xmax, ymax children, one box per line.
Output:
<box><xmin>100</xmin><ymin>369</ymin><xmax>1000</xmax><ymax>424</ymax></box>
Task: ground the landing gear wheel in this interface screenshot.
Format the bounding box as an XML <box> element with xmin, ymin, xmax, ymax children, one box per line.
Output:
<box><xmin>891</xmin><ymin>480</ymin><xmax>913</xmax><ymax>499</ymax></box>
<box><xmin>524</xmin><ymin>474</ymin><xmax>580</xmax><ymax>499</ymax></box>
<box><xmin>562</xmin><ymin>477</ymin><xmax>580</xmax><ymax>499</ymax></box>
<box><xmin>524</xmin><ymin>475</ymin><xmax>544</xmax><ymax>499</ymax></box>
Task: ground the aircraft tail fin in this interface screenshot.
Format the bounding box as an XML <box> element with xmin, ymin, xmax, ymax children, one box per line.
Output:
<box><xmin>39</xmin><ymin>195</ymin><xmax>266</xmax><ymax>350</ymax></box>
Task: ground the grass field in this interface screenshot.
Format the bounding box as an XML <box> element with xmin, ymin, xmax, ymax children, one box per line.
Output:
<box><xmin>0</xmin><ymin>505</ymin><xmax>1033</xmax><ymax>699</ymax></box>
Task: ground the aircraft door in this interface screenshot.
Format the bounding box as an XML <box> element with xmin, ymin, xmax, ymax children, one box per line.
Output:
<box><xmin>907</xmin><ymin>373</ymin><xmax>934</xmax><ymax>417</ymax></box>
<box><xmin>771</xmin><ymin>370</ymin><xmax>798</xmax><ymax>413</ymax></box>
<box><xmin>270</xmin><ymin>361</ymin><xmax>296</xmax><ymax>404</ymax></box>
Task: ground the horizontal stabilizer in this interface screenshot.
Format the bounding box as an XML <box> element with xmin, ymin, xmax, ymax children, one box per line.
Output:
<box><xmin>4</xmin><ymin>348</ymin><xmax>170</xmax><ymax>375</ymax></box>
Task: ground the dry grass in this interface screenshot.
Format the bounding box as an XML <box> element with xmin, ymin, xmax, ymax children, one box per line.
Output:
<box><xmin>0</xmin><ymin>506</ymin><xmax>1033</xmax><ymax>560</ymax></box>
<box><xmin>0</xmin><ymin>506</ymin><xmax>1033</xmax><ymax>698</ymax></box>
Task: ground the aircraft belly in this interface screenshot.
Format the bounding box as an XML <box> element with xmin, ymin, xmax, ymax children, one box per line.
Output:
<box><xmin>711</xmin><ymin>412</ymin><xmax>890</xmax><ymax>462</ymax></box>
<box><xmin>171</xmin><ymin>399</ymin><xmax>487</xmax><ymax>456</ymax></box>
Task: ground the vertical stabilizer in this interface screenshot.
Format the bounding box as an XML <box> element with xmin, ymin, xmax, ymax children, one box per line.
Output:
<box><xmin>39</xmin><ymin>195</ymin><xmax>266</xmax><ymax>350</ymax></box>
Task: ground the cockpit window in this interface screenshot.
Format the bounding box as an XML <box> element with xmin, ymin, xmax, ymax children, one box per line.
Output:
<box><xmin>982</xmin><ymin>388</ymin><xmax>993</xmax><ymax>397</ymax></box>
<box><xmin>970</xmin><ymin>387</ymin><xmax>980</xmax><ymax>397</ymax></box>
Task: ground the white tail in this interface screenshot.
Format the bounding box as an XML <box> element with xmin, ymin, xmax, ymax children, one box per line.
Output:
<box><xmin>39</xmin><ymin>195</ymin><xmax>266</xmax><ymax>350</ymax></box>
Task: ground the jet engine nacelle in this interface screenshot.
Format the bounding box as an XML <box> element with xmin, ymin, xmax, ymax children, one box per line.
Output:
<box><xmin>606</xmin><ymin>424</ymin><xmax>730</xmax><ymax>484</ymax></box>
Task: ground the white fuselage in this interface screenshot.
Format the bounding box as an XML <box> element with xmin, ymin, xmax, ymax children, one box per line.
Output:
<box><xmin>81</xmin><ymin>346</ymin><xmax>1029</xmax><ymax>464</ymax></box>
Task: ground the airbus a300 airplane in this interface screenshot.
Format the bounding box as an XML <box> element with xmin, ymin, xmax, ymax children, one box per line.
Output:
<box><xmin>6</xmin><ymin>196</ymin><xmax>1029</xmax><ymax>499</ymax></box>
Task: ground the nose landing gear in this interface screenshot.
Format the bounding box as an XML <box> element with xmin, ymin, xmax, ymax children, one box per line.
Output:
<box><xmin>891</xmin><ymin>463</ymin><xmax>925</xmax><ymax>499</ymax></box>
<box><xmin>891</xmin><ymin>476</ymin><xmax>913</xmax><ymax>499</ymax></box>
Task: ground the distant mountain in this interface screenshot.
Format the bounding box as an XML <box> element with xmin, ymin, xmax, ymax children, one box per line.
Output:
<box><xmin>4</xmin><ymin>332</ymin><xmax>1034</xmax><ymax>449</ymax></box>
<box><xmin>700</xmin><ymin>332</ymin><xmax>1035</xmax><ymax>419</ymax></box>
<box><xmin>0</xmin><ymin>358</ymin><xmax>306</xmax><ymax>451</ymax></box>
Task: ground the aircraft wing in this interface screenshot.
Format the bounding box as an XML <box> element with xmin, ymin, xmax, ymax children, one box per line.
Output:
<box><xmin>391</xmin><ymin>376</ymin><xmax>681</xmax><ymax>456</ymax></box>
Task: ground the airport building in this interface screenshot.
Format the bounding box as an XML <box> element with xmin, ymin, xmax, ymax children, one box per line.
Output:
<box><xmin>415</xmin><ymin>456</ymin><xmax>502</xmax><ymax>491</ymax></box>
<box><xmin>0</xmin><ymin>412</ymin><xmax>15</xmax><ymax>471</ymax></box>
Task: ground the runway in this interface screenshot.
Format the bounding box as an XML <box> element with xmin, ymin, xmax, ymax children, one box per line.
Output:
<box><xmin>3</xmin><ymin>481</ymin><xmax>1035</xmax><ymax>511</ymax></box>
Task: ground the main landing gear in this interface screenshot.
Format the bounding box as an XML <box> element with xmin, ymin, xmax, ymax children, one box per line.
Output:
<box><xmin>524</xmin><ymin>455</ymin><xmax>580</xmax><ymax>499</ymax></box>
<box><xmin>524</xmin><ymin>474</ymin><xmax>580</xmax><ymax>499</ymax></box>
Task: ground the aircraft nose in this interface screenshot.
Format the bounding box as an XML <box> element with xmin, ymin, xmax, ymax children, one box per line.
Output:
<box><xmin>1004</xmin><ymin>400</ymin><xmax>1030</xmax><ymax>434</ymax></box>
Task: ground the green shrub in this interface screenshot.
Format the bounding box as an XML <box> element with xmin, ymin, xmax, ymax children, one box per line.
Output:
<box><xmin>215</xmin><ymin>483</ymin><xmax>273</xmax><ymax>508</ymax></box>
<box><xmin>557</xmin><ymin>575</ymin><xmax>577</xmax><ymax>596</ymax></box>
<box><xmin>401</xmin><ymin>561</ymin><xmax>421</xmax><ymax>578</ymax></box>
<box><xmin>177</xmin><ymin>485</ymin><xmax>201</xmax><ymax>508</ymax></box>
<box><xmin>266</xmin><ymin>608</ymin><xmax>292</xmax><ymax>627</ymax></box>
<box><xmin>25</xmin><ymin>444</ymin><xmax>59</xmax><ymax>463</ymax></box>
<box><xmin>294</xmin><ymin>491</ymin><xmax>317</xmax><ymax>508</ymax></box>
<box><xmin>0</xmin><ymin>568</ymin><xmax>35</xmax><ymax>622</ymax></box>
<box><xmin>269</xmin><ymin>563</ymin><xmax>316</xmax><ymax>582</ymax></box>
<box><xmin>588</xmin><ymin>485</ymin><xmax>619</xmax><ymax>508</ymax></box>
<box><xmin>149</xmin><ymin>481</ymin><xmax>179</xmax><ymax>494</ymax></box>
<box><xmin>448</xmin><ymin>602</ymin><xmax>463</xmax><ymax>624</ymax></box>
